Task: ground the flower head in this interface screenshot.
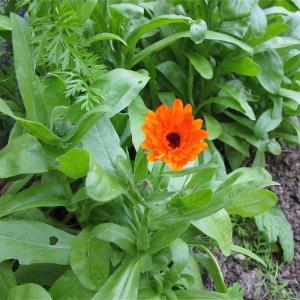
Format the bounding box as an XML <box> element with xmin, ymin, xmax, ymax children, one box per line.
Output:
<box><xmin>141</xmin><ymin>99</ymin><xmax>208</xmax><ymax>170</ymax></box>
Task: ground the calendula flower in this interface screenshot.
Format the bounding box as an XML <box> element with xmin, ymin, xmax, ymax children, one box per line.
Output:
<box><xmin>141</xmin><ymin>99</ymin><xmax>208</xmax><ymax>170</ymax></box>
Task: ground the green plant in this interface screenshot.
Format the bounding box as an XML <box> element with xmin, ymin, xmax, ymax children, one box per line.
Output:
<box><xmin>0</xmin><ymin>0</ymin><xmax>297</xmax><ymax>299</ymax></box>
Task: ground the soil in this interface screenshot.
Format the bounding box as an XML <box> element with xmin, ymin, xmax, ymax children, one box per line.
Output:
<box><xmin>210</xmin><ymin>146</ymin><xmax>300</xmax><ymax>300</ymax></box>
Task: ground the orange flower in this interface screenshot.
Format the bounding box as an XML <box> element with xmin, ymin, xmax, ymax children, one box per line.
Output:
<box><xmin>141</xmin><ymin>99</ymin><xmax>208</xmax><ymax>170</ymax></box>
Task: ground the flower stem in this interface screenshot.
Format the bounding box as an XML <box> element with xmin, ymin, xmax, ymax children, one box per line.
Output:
<box><xmin>153</xmin><ymin>163</ymin><xmax>166</xmax><ymax>191</ymax></box>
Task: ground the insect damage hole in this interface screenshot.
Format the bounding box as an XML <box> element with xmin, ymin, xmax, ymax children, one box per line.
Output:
<box><xmin>49</xmin><ymin>236</ymin><xmax>58</xmax><ymax>245</ymax></box>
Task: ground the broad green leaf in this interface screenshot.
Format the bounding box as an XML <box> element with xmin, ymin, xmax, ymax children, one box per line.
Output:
<box><xmin>0</xmin><ymin>182</ymin><xmax>67</xmax><ymax>218</ymax></box>
<box><xmin>92</xmin><ymin>223</ymin><xmax>136</xmax><ymax>254</ymax></box>
<box><xmin>220</xmin><ymin>0</ymin><xmax>256</xmax><ymax>20</ymax></box>
<box><xmin>50</xmin><ymin>269</ymin><xmax>94</xmax><ymax>300</ymax></box>
<box><xmin>263</xmin><ymin>6</ymin><xmax>292</xmax><ymax>16</ymax></box>
<box><xmin>146</xmin><ymin>221</ymin><xmax>189</xmax><ymax>254</ymax></box>
<box><xmin>0</xmin><ymin>219</ymin><xmax>74</xmax><ymax>265</ymax></box>
<box><xmin>110</xmin><ymin>3</ymin><xmax>144</xmax><ymax>19</ymax></box>
<box><xmin>218</xmin><ymin>133</ymin><xmax>249</xmax><ymax>156</ymax></box>
<box><xmin>11</xmin><ymin>13</ymin><xmax>47</xmax><ymax>123</ymax></box>
<box><xmin>125</xmin><ymin>15</ymin><xmax>191</xmax><ymax>55</ymax></box>
<box><xmin>85</xmin><ymin>159</ymin><xmax>125</xmax><ymax>202</ymax></box>
<box><xmin>279</xmin><ymin>88</ymin><xmax>300</xmax><ymax>105</ymax></box>
<box><xmin>134</xmin><ymin>149</ymin><xmax>148</xmax><ymax>182</ymax></box>
<box><xmin>15</xmin><ymin>264</ymin><xmax>67</xmax><ymax>287</ymax></box>
<box><xmin>70</xmin><ymin>227</ymin><xmax>110</xmax><ymax>291</ymax></box>
<box><xmin>8</xmin><ymin>284</ymin><xmax>51</xmax><ymax>300</ymax></box>
<box><xmin>220</xmin><ymin>56</ymin><xmax>261</xmax><ymax>76</ymax></box>
<box><xmin>186</xmin><ymin>53</ymin><xmax>213</xmax><ymax>79</ymax></box>
<box><xmin>92</xmin><ymin>258</ymin><xmax>142</xmax><ymax>300</ymax></box>
<box><xmin>254</xmin><ymin>50</ymin><xmax>283</xmax><ymax>93</ymax></box>
<box><xmin>129</xmin><ymin>31</ymin><xmax>190</xmax><ymax>68</ymax></box>
<box><xmin>89</xmin><ymin>33</ymin><xmax>127</xmax><ymax>45</ymax></box>
<box><xmin>56</xmin><ymin>148</ymin><xmax>90</xmax><ymax>179</ymax></box>
<box><xmin>227</xmin><ymin>189</ymin><xmax>277</xmax><ymax>217</ymax></box>
<box><xmin>43</xmin><ymin>75</ymin><xmax>69</xmax><ymax>115</ymax></box>
<box><xmin>0</xmin><ymin>262</ymin><xmax>16</xmax><ymax>300</ymax></box>
<box><xmin>0</xmin><ymin>15</ymin><xmax>11</xmax><ymax>31</ymax></box>
<box><xmin>232</xmin><ymin>245</ymin><xmax>266</xmax><ymax>267</ymax></box>
<box><xmin>254</xmin><ymin>109</ymin><xmax>282</xmax><ymax>138</ymax></box>
<box><xmin>254</xmin><ymin>37</ymin><xmax>300</xmax><ymax>53</ymax></box>
<box><xmin>255</xmin><ymin>208</ymin><xmax>294</xmax><ymax>262</ymax></box>
<box><xmin>72</xmin><ymin>0</ymin><xmax>97</xmax><ymax>23</ymax></box>
<box><xmin>0</xmin><ymin>99</ymin><xmax>62</xmax><ymax>145</ymax></box>
<box><xmin>190</xmin><ymin>20</ymin><xmax>207</xmax><ymax>44</ymax></box>
<box><xmin>203</xmin><ymin>112</ymin><xmax>222</xmax><ymax>140</ymax></box>
<box><xmin>65</xmin><ymin>105</ymin><xmax>109</xmax><ymax>147</ymax></box>
<box><xmin>93</xmin><ymin>69</ymin><xmax>149</xmax><ymax>118</ymax></box>
<box><xmin>169</xmin><ymin>189</ymin><xmax>213</xmax><ymax>215</ymax></box>
<box><xmin>169</xmin><ymin>239</ymin><xmax>189</xmax><ymax>273</ymax></box>
<box><xmin>249</xmin><ymin>5</ymin><xmax>267</xmax><ymax>38</ymax></box>
<box><xmin>0</xmin><ymin>134</ymin><xmax>49</xmax><ymax>178</ymax></box>
<box><xmin>193</xmin><ymin>209</ymin><xmax>232</xmax><ymax>256</ymax></box>
<box><xmin>156</xmin><ymin>61</ymin><xmax>187</xmax><ymax>96</ymax></box>
<box><xmin>219</xmin><ymin>80</ymin><xmax>255</xmax><ymax>120</ymax></box>
<box><xmin>128</xmin><ymin>96</ymin><xmax>147</xmax><ymax>151</ymax></box>
<box><xmin>194</xmin><ymin>245</ymin><xmax>227</xmax><ymax>293</ymax></box>
<box><xmin>83</xmin><ymin>117</ymin><xmax>125</xmax><ymax>171</ymax></box>
<box><xmin>206</xmin><ymin>30</ymin><xmax>253</xmax><ymax>55</ymax></box>
<box><xmin>284</xmin><ymin>11</ymin><xmax>300</xmax><ymax>39</ymax></box>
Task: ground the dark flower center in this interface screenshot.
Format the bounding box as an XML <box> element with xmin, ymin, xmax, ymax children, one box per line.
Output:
<box><xmin>166</xmin><ymin>132</ymin><xmax>181</xmax><ymax>148</ymax></box>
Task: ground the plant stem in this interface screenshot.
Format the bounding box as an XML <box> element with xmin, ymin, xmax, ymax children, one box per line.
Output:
<box><xmin>153</xmin><ymin>163</ymin><xmax>166</xmax><ymax>191</ymax></box>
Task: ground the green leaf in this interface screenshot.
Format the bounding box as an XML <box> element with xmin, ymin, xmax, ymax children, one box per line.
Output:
<box><xmin>15</xmin><ymin>264</ymin><xmax>67</xmax><ymax>287</ymax></box>
<box><xmin>218</xmin><ymin>133</ymin><xmax>249</xmax><ymax>156</ymax></box>
<box><xmin>169</xmin><ymin>189</ymin><xmax>213</xmax><ymax>215</ymax></box>
<box><xmin>72</xmin><ymin>0</ymin><xmax>97</xmax><ymax>23</ymax></box>
<box><xmin>11</xmin><ymin>13</ymin><xmax>47</xmax><ymax>123</ymax></box>
<box><xmin>219</xmin><ymin>80</ymin><xmax>256</xmax><ymax>120</ymax></box>
<box><xmin>0</xmin><ymin>182</ymin><xmax>68</xmax><ymax>218</ymax></box>
<box><xmin>83</xmin><ymin>117</ymin><xmax>125</xmax><ymax>171</ymax></box>
<box><xmin>203</xmin><ymin>112</ymin><xmax>222</xmax><ymax>140</ymax></box>
<box><xmin>255</xmin><ymin>207</ymin><xmax>294</xmax><ymax>262</ymax></box>
<box><xmin>92</xmin><ymin>223</ymin><xmax>136</xmax><ymax>254</ymax></box>
<box><xmin>50</xmin><ymin>269</ymin><xmax>94</xmax><ymax>300</ymax></box>
<box><xmin>0</xmin><ymin>134</ymin><xmax>49</xmax><ymax>178</ymax></box>
<box><xmin>175</xmin><ymin>290</ymin><xmax>230</xmax><ymax>300</ymax></box>
<box><xmin>226</xmin><ymin>189</ymin><xmax>277</xmax><ymax>217</ymax></box>
<box><xmin>85</xmin><ymin>159</ymin><xmax>125</xmax><ymax>203</ymax></box>
<box><xmin>0</xmin><ymin>262</ymin><xmax>16</xmax><ymax>300</ymax></box>
<box><xmin>254</xmin><ymin>37</ymin><xmax>300</xmax><ymax>53</ymax></box>
<box><xmin>8</xmin><ymin>284</ymin><xmax>52</xmax><ymax>300</ymax></box>
<box><xmin>129</xmin><ymin>31</ymin><xmax>191</xmax><ymax>68</ymax></box>
<box><xmin>128</xmin><ymin>96</ymin><xmax>147</xmax><ymax>151</ymax></box>
<box><xmin>56</xmin><ymin>148</ymin><xmax>90</xmax><ymax>179</ymax></box>
<box><xmin>194</xmin><ymin>245</ymin><xmax>227</xmax><ymax>293</ymax></box>
<box><xmin>110</xmin><ymin>3</ymin><xmax>144</xmax><ymax>19</ymax></box>
<box><xmin>146</xmin><ymin>221</ymin><xmax>189</xmax><ymax>255</ymax></box>
<box><xmin>249</xmin><ymin>5</ymin><xmax>267</xmax><ymax>38</ymax></box>
<box><xmin>70</xmin><ymin>227</ymin><xmax>110</xmax><ymax>291</ymax></box>
<box><xmin>0</xmin><ymin>99</ymin><xmax>62</xmax><ymax>145</ymax></box>
<box><xmin>125</xmin><ymin>15</ymin><xmax>191</xmax><ymax>55</ymax></box>
<box><xmin>278</xmin><ymin>88</ymin><xmax>300</xmax><ymax>105</ymax></box>
<box><xmin>220</xmin><ymin>56</ymin><xmax>261</xmax><ymax>76</ymax></box>
<box><xmin>220</xmin><ymin>0</ymin><xmax>257</xmax><ymax>20</ymax></box>
<box><xmin>254</xmin><ymin>109</ymin><xmax>282</xmax><ymax>138</ymax></box>
<box><xmin>206</xmin><ymin>31</ymin><xmax>253</xmax><ymax>55</ymax></box>
<box><xmin>193</xmin><ymin>209</ymin><xmax>232</xmax><ymax>256</ymax></box>
<box><xmin>93</xmin><ymin>69</ymin><xmax>149</xmax><ymax>118</ymax></box>
<box><xmin>254</xmin><ymin>50</ymin><xmax>283</xmax><ymax>93</ymax></box>
<box><xmin>232</xmin><ymin>245</ymin><xmax>266</xmax><ymax>267</ymax></box>
<box><xmin>190</xmin><ymin>20</ymin><xmax>207</xmax><ymax>44</ymax></box>
<box><xmin>156</xmin><ymin>61</ymin><xmax>187</xmax><ymax>96</ymax></box>
<box><xmin>0</xmin><ymin>15</ymin><xmax>11</xmax><ymax>31</ymax></box>
<box><xmin>43</xmin><ymin>75</ymin><xmax>69</xmax><ymax>115</ymax></box>
<box><xmin>89</xmin><ymin>33</ymin><xmax>127</xmax><ymax>45</ymax></box>
<box><xmin>0</xmin><ymin>218</ymin><xmax>74</xmax><ymax>265</ymax></box>
<box><xmin>186</xmin><ymin>53</ymin><xmax>213</xmax><ymax>79</ymax></box>
<box><xmin>284</xmin><ymin>11</ymin><xmax>300</xmax><ymax>39</ymax></box>
<box><xmin>92</xmin><ymin>258</ymin><xmax>142</xmax><ymax>300</ymax></box>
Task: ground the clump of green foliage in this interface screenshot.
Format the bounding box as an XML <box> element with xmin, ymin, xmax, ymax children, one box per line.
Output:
<box><xmin>0</xmin><ymin>0</ymin><xmax>298</xmax><ymax>299</ymax></box>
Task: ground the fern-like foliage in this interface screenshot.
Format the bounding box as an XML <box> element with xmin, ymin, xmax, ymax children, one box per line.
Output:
<box><xmin>18</xmin><ymin>0</ymin><xmax>106</xmax><ymax>110</ymax></box>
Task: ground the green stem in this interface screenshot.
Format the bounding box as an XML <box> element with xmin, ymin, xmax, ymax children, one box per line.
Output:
<box><xmin>153</xmin><ymin>163</ymin><xmax>166</xmax><ymax>191</ymax></box>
